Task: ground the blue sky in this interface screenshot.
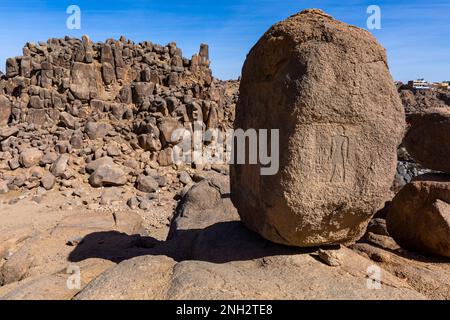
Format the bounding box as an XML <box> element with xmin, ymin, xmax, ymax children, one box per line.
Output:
<box><xmin>0</xmin><ymin>0</ymin><xmax>449</xmax><ymax>81</ymax></box>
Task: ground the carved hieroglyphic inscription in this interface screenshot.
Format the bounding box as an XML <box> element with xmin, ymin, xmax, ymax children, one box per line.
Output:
<box><xmin>312</xmin><ymin>124</ymin><xmax>358</xmax><ymax>184</ymax></box>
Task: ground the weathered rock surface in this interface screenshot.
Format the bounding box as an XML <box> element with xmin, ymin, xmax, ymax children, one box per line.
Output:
<box><xmin>0</xmin><ymin>95</ymin><xmax>12</xmax><ymax>127</ymax></box>
<box><xmin>0</xmin><ymin>259</ymin><xmax>114</xmax><ymax>300</ymax></box>
<box><xmin>0</xmin><ymin>36</ymin><xmax>237</xmax><ymax>203</ymax></box>
<box><xmin>0</xmin><ymin>210</ymin><xmax>145</xmax><ymax>289</ymax></box>
<box><xmin>88</xmin><ymin>164</ymin><xmax>128</xmax><ymax>187</ymax></box>
<box><xmin>231</xmin><ymin>9</ymin><xmax>405</xmax><ymax>247</ymax></box>
<box><xmin>354</xmin><ymin>225</ymin><xmax>450</xmax><ymax>300</ymax></box>
<box><xmin>1</xmin><ymin>174</ymin><xmax>448</xmax><ymax>300</ymax></box>
<box><xmin>399</xmin><ymin>87</ymin><xmax>450</xmax><ymax>115</ymax></box>
<box><xmin>135</xmin><ymin>175</ymin><xmax>159</xmax><ymax>193</ymax></box>
<box><xmin>19</xmin><ymin>148</ymin><xmax>43</xmax><ymax>168</ymax></box>
<box><xmin>75</xmin><ymin>177</ymin><xmax>426</xmax><ymax>300</ymax></box>
<box><xmin>387</xmin><ymin>174</ymin><xmax>450</xmax><ymax>258</ymax></box>
<box><xmin>403</xmin><ymin>108</ymin><xmax>450</xmax><ymax>173</ymax></box>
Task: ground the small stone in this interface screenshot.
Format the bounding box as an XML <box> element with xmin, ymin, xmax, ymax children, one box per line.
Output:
<box><xmin>0</xmin><ymin>95</ymin><xmax>12</xmax><ymax>127</ymax></box>
<box><xmin>139</xmin><ymin>199</ymin><xmax>152</xmax><ymax>210</ymax></box>
<box><xmin>157</xmin><ymin>148</ymin><xmax>174</xmax><ymax>167</ymax></box>
<box><xmin>89</xmin><ymin>164</ymin><xmax>128</xmax><ymax>188</ymax></box>
<box><xmin>0</xmin><ymin>179</ymin><xmax>9</xmax><ymax>194</ymax></box>
<box><xmin>317</xmin><ymin>248</ymin><xmax>343</xmax><ymax>267</ymax></box>
<box><xmin>20</xmin><ymin>148</ymin><xmax>43</xmax><ymax>168</ymax></box>
<box><xmin>136</xmin><ymin>175</ymin><xmax>159</xmax><ymax>193</ymax></box>
<box><xmin>59</xmin><ymin>112</ymin><xmax>77</xmax><ymax>129</ymax></box>
<box><xmin>86</xmin><ymin>157</ymin><xmax>114</xmax><ymax>174</ymax></box>
<box><xmin>40</xmin><ymin>152</ymin><xmax>58</xmax><ymax>166</ymax></box>
<box><xmin>179</xmin><ymin>171</ymin><xmax>192</xmax><ymax>185</ymax></box>
<box><xmin>8</xmin><ymin>158</ymin><xmax>20</xmax><ymax>170</ymax></box>
<box><xmin>127</xmin><ymin>196</ymin><xmax>140</xmax><ymax>210</ymax></box>
<box><xmin>41</xmin><ymin>171</ymin><xmax>56</xmax><ymax>190</ymax></box>
<box><xmin>100</xmin><ymin>188</ymin><xmax>123</xmax><ymax>205</ymax></box>
<box><xmin>51</xmin><ymin>154</ymin><xmax>70</xmax><ymax>177</ymax></box>
<box><xmin>107</xmin><ymin>145</ymin><xmax>121</xmax><ymax>157</ymax></box>
<box><xmin>67</xmin><ymin>237</ymin><xmax>84</xmax><ymax>247</ymax></box>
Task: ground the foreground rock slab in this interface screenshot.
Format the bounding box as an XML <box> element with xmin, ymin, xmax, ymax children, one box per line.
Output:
<box><xmin>0</xmin><ymin>209</ymin><xmax>147</xmax><ymax>299</ymax></box>
<box><xmin>75</xmin><ymin>177</ymin><xmax>425</xmax><ymax>300</ymax></box>
<box><xmin>231</xmin><ymin>9</ymin><xmax>405</xmax><ymax>247</ymax></box>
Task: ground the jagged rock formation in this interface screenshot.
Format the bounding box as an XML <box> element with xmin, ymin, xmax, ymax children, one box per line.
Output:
<box><xmin>0</xmin><ymin>36</ymin><xmax>237</xmax><ymax>199</ymax></box>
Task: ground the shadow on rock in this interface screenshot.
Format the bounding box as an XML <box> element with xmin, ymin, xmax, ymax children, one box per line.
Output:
<box><xmin>68</xmin><ymin>221</ymin><xmax>313</xmax><ymax>265</ymax></box>
<box><xmin>67</xmin><ymin>231</ymin><xmax>161</xmax><ymax>264</ymax></box>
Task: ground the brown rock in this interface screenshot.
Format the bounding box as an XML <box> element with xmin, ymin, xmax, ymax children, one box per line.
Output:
<box><xmin>387</xmin><ymin>174</ymin><xmax>450</xmax><ymax>258</ymax></box>
<box><xmin>41</xmin><ymin>171</ymin><xmax>56</xmax><ymax>190</ymax></box>
<box><xmin>85</xmin><ymin>121</ymin><xmax>112</xmax><ymax>140</ymax></box>
<box><xmin>70</xmin><ymin>62</ymin><xmax>101</xmax><ymax>101</ymax></box>
<box><xmin>51</xmin><ymin>154</ymin><xmax>70</xmax><ymax>177</ymax></box>
<box><xmin>138</xmin><ymin>134</ymin><xmax>162</xmax><ymax>152</ymax></box>
<box><xmin>85</xmin><ymin>157</ymin><xmax>114</xmax><ymax>174</ymax></box>
<box><xmin>29</xmin><ymin>96</ymin><xmax>44</xmax><ymax>109</ymax></box>
<box><xmin>136</xmin><ymin>175</ymin><xmax>159</xmax><ymax>193</ymax></box>
<box><xmin>89</xmin><ymin>164</ymin><xmax>128</xmax><ymax>187</ymax></box>
<box><xmin>158</xmin><ymin>117</ymin><xmax>181</xmax><ymax>146</ymax></box>
<box><xmin>59</xmin><ymin>112</ymin><xmax>76</xmax><ymax>129</ymax></box>
<box><xmin>403</xmin><ymin>108</ymin><xmax>450</xmax><ymax>173</ymax></box>
<box><xmin>20</xmin><ymin>148</ymin><xmax>43</xmax><ymax>168</ymax></box>
<box><xmin>231</xmin><ymin>9</ymin><xmax>405</xmax><ymax>247</ymax></box>
<box><xmin>133</xmin><ymin>82</ymin><xmax>155</xmax><ymax>105</ymax></box>
<box><xmin>102</xmin><ymin>62</ymin><xmax>115</xmax><ymax>85</ymax></box>
<box><xmin>157</xmin><ymin>148</ymin><xmax>174</xmax><ymax>167</ymax></box>
<box><xmin>6</xmin><ymin>58</ymin><xmax>19</xmax><ymax>78</ymax></box>
<box><xmin>0</xmin><ymin>95</ymin><xmax>12</xmax><ymax>127</ymax></box>
<box><xmin>27</xmin><ymin>109</ymin><xmax>47</xmax><ymax>126</ymax></box>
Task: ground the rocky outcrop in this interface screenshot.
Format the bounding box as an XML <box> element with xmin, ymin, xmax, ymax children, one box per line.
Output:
<box><xmin>403</xmin><ymin>108</ymin><xmax>450</xmax><ymax>173</ymax></box>
<box><xmin>0</xmin><ymin>36</ymin><xmax>237</xmax><ymax>207</ymax></box>
<box><xmin>387</xmin><ymin>174</ymin><xmax>450</xmax><ymax>258</ymax></box>
<box><xmin>0</xmin><ymin>210</ymin><xmax>145</xmax><ymax>290</ymax></box>
<box><xmin>399</xmin><ymin>88</ymin><xmax>450</xmax><ymax>115</ymax></box>
<box><xmin>231</xmin><ymin>9</ymin><xmax>405</xmax><ymax>247</ymax></box>
<box><xmin>0</xmin><ymin>95</ymin><xmax>12</xmax><ymax>127</ymax></box>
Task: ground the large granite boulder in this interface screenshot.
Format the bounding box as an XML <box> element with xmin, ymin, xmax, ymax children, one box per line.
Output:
<box><xmin>231</xmin><ymin>9</ymin><xmax>405</xmax><ymax>247</ymax></box>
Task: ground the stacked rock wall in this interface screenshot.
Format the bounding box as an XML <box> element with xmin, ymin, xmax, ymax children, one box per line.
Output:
<box><xmin>0</xmin><ymin>36</ymin><xmax>237</xmax><ymax>191</ymax></box>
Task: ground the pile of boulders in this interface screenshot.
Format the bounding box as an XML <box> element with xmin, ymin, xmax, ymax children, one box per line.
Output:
<box><xmin>387</xmin><ymin>107</ymin><xmax>450</xmax><ymax>258</ymax></box>
<box><xmin>392</xmin><ymin>85</ymin><xmax>450</xmax><ymax>191</ymax></box>
<box><xmin>0</xmin><ymin>36</ymin><xmax>237</xmax><ymax>207</ymax></box>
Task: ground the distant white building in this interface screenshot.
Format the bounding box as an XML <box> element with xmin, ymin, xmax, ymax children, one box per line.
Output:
<box><xmin>408</xmin><ymin>79</ymin><xmax>430</xmax><ymax>90</ymax></box>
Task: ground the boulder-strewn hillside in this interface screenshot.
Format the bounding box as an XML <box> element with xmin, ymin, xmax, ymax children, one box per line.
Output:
<box><xmin>0</xmin><ymin>36</ymin><xmax>237</xmax><ymax>199</ymax></box>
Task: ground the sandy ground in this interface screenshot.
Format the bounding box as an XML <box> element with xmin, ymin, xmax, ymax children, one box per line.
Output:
<box><xmin>0</xmin><ymin>186</ymin><xmax>178</xmax><ymax>241</ymax></box>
